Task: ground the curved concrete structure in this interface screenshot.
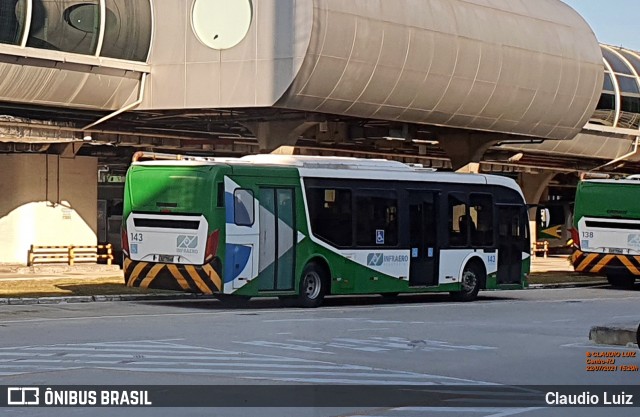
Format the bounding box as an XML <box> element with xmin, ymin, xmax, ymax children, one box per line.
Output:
<box><xmin>591</xmin><ymin>45</ymin><xmax>640</xmax><ymax>130</ymax></box>
<box><xmin>146</xmin><ymin>0</ymin><xmax>603</xmax><ymax>141</ymax></box>
<box><xmin>0</xmin><ymin>0</ymin><xmax>605</xmax><ymax>142</ymax></box>
<box><xmin>277</xmin><ymin>0</ymin><xmax>604</xmax><ymax>140</ymax></box>
<box><xmin>0</xmin><ymin>0</ymin><xmax>151</xmax><ymax>110</ymax></box>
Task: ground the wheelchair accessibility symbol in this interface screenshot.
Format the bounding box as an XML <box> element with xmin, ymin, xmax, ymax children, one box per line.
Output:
<box><xmin>376</xmin><ymin>230</ymin><xmax>385</xmax><ymax>245</ymax></box>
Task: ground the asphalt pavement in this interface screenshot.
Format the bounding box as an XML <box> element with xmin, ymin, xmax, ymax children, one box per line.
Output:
<box><xmin>0</xmin><ymin>256</ymin><xmax>637</xmax><ymax>349</ymax></box>
<box><xmin>1</xmin><ymin>286</ymin><xmax>639</xmax><ymax>417</ymax></box>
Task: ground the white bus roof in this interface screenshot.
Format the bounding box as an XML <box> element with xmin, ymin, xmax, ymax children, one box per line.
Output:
<box><xmin>243</xmin><ymin>155</ymin><xmax>522</xmax><ymax>194</ymax></box>
<box><xmin>133</xmin><ymin>154</ymin><xmax>522</xmax><ymax>195</ymax></box>
<box><xmin>582</xmin><ymin>179</ymin><xmax>640</xmax><ymax>185</ymax></box>
<box><xmin>240</xmin><ymin>154</ymin><xmax>412</xmax><ymax>170</ymax></box>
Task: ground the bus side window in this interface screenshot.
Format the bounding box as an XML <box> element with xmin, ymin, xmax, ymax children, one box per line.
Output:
<box><xmin>448</xmin><ymin>194</ymin><xmax>468</xmax><ymax>247</ymax></box>
<box><xmin>234</xmin><ymin>189</ymin><xmax>254</xmax><ymax>226</ymax></box>
<box><xmin>307</xmin><ymin>188</ymin><xmax>353</xmax><ymax>247</ymax></box>
<box><xmin>470</xmin><ymin>194</ymin><xmax>494</xmax><ymax>247</ymax></box>
<box><xmin>355</xmin><ymin>191</ymin><xmax>398</xmax><ymax>247</ymax></box>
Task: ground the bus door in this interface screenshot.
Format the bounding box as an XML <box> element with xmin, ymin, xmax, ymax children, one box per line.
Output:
<box><xmin>257</xmin><ymin>187</ymin><xmax>296</xmax><ymax>291</ymax></box>
<box><xmin>497</xmin><ymin>206</ymin><xmax>527</xmax><ymax>284</ymax></box>
<box><xmin>408</xmin><ymin>192</ymin><xmax>438</xmax><ymax>286</ymax></box>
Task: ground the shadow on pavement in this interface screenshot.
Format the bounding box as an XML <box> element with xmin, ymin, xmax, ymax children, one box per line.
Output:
<box><xmin>137</xmin><ymin>292</ymin><xmax>517</xmax><ymax>311</ymax></box>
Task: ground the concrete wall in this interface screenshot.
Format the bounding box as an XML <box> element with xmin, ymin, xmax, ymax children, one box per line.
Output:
<box><xmin>0</xmin><ymin>155</ymin><xmax>97</xmax><ymax>264</ymax></box>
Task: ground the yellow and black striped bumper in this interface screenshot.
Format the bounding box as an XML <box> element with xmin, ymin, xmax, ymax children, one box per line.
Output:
<box><xmin>124</xmin><ymin>257</ymin><xmax>222</xmax><ymax>294</ymax></box>
<box><xmin>571</xmin><ymin>250</ymin><xmax>640</xmax><ymax>276</ymax></box>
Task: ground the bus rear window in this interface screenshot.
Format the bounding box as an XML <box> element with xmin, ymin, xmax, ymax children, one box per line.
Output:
<box><xmin>127</xmin><ymin>167</ymin><xmax>213</xmax><ymax>214</ymax></box>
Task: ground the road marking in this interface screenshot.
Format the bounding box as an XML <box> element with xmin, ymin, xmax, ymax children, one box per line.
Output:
<box><xmin>245</xmin><ymin>377</ymin><xmax>492</xmax><ymax>385</ymax></box>
<box><xmin>246</xmin><ymin>378</ymin><xmax>442</xmax><ymax>385</ymax></box>
<box><xmin>263</xmin><ymin>318</ymin><xmax>362</xmax><ymax>322</ymax></box>
<box><xmin>240</xmin><ymin>337</ymin><xmax>497</xmax><ymax>354</ymax></box>
<box><xmin>0</xmin><ymin>358</ymin><xmax>365</xmax><ymax>370</ymax></box>
<box><xmin>263</xmin><ymin>318</ymin><xmax>426</xmax><ymax>324</ymax></box>
<box><xmin>348</xmin><ymin>328</ymin><xmax>392</xmax><ymax>332</ymax></box>
<box><xmin>0</xmin><ymin>352</ymin><xmax>314</xmax><ymax>363</ymax></box>
<box><xmin>0</xmin><ymin>340</ymin><xmax>494</xmax><ymax>386</ymax></box>
<box><xmin>237</xmin><ymin>340</ymin><xmax>335</xmax><ymax>354</ymax></box>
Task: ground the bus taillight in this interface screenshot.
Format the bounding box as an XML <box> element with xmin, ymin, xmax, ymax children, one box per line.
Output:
<box><xmin>122</xmin><ymin>228</ymin><xmax>130</xmax><ymax>256</ymax></box>
<box><xmin>205</xmin><ymin>230</ymin><xmax>220</xmax><ymax>262</ymax></box>
<box><xmin>569</xmin><ymin>228</ymin><xmax>580</xmax><ymax>249</ymax></box>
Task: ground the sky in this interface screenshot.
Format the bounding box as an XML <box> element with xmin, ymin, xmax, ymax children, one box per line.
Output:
<box><xmin>561</xmin><ymin>0</ymin><xmax>640</xmax><ymax>51</ymax></box>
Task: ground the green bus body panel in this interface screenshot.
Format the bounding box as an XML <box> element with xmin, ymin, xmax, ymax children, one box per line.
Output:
<box><xmin>574</xmin><ymin>181</ymin><xmax>640</xmax><ymax>225</ymax></box>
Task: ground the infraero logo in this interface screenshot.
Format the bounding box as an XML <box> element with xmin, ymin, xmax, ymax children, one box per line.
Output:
<box><xmin>177</xmin><ymin>235</ymin><xmax>198</xmax><ymax>249</ymax></box>
<box><xmin>367</xmin><ymin>253</ymin><xmax>384</xmax><ymax>267</ymax></box>
<box><xmin>177</xmin><ymin>235</ymin><xmax>199</xmax><ymax>255</ymax></box>
<box><xmin>628</xmin><ymin>234</ymin><xmax>640</xmax><ymax>248</ymax></box>
<box><xmin>7</xmin><ymin>387</ymin><xmax>39</xmax><ymax>405</ymax></box>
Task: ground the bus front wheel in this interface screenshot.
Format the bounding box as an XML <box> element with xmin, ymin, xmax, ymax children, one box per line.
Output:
<box><xmin>296</xmin><ymin>262</ymin><xmax>327</xmax><ymax>308</ymax></box>
<box><xmin>450</xmin><ymin>262</ymin><xmax>483</xmax><ymax>302</ymax></box>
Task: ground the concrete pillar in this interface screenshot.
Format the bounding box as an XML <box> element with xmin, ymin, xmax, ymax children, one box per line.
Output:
<box><xmin>0</xmin><ymin>154</ymin><xmax>97</xmax><ymax>264</ymax></box>
<box><xmin>243</xmin><ymin>120</ymin><xmax>319</xmax><ymax>152</ymax></box>
<box><xmin>438</xmin><ymin>132</ymin><xmax>499</xmax><ymax>172</ymax></box>
<box><xmin>519</xmin><ymin>171</ymin><xmax>556</xmax><ymax>245</ymax></box>
<box><xmin>456</xmin><ymin>162</ymin><xmax>481</xmax><ymax>174</ymax></box>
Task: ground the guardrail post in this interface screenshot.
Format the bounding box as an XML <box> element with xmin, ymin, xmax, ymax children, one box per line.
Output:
<box><xmin>68</xmin><ymin>246</ymin><xmax>75</xmax><ymax>266</ymax></box>
<box><xmin>106</xmin><ymin>244</ymin><xmax>113</xmax><ymax>265</ymax></box>
<box><xmin>28</xmin><ymin>245</ymin><xmax>34</xmax><ymax>266</ymax></box>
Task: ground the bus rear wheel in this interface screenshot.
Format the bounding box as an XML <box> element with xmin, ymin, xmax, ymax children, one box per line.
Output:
<box><xmin>450</xmin><ymin>262</ymin><xmax>482</xmax><ymax>302</ymax></box>
<box><xmin>607</xmin><ymin>274</ymin><xmax>636</xmax><ymax>289</ymax></box>
<box><xmin>296</xmin><ymin>262</ymin><xmax>327</xmax><ymax>308</ymax></box>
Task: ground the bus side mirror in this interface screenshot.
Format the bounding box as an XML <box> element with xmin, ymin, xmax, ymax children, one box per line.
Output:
<box><xmin>541</xmin><ymin>208</ymin><xmax>551</xmax><ymax>228</ymax></box>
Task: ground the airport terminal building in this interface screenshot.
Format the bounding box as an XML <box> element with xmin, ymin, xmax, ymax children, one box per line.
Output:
<box><xmin>0</xmin><ymin>0</ymin><xmax>639</xmax><ymax>263</ymax></box>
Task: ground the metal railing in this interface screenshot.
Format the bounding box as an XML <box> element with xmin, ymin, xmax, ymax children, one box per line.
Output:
<box><xmin>27</xmin><ymin>244</ymin><xmax>113</xmax><ymax>266</ymax></box>
<box><xmin>531</xmin><ymin>241</ymin><xmax>549</xmax><ymax>259</ymax></box>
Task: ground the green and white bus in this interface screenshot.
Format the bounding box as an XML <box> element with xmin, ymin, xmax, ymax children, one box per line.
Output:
<box><xmin>571</xmin><ymin>176</ymin><xmax>640</xmax><ymax>288</ymax></box>
<box><xmin>123</xmin><ymin>153</ymin><xmax>530</xmax><ymax>307</ymax></box>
